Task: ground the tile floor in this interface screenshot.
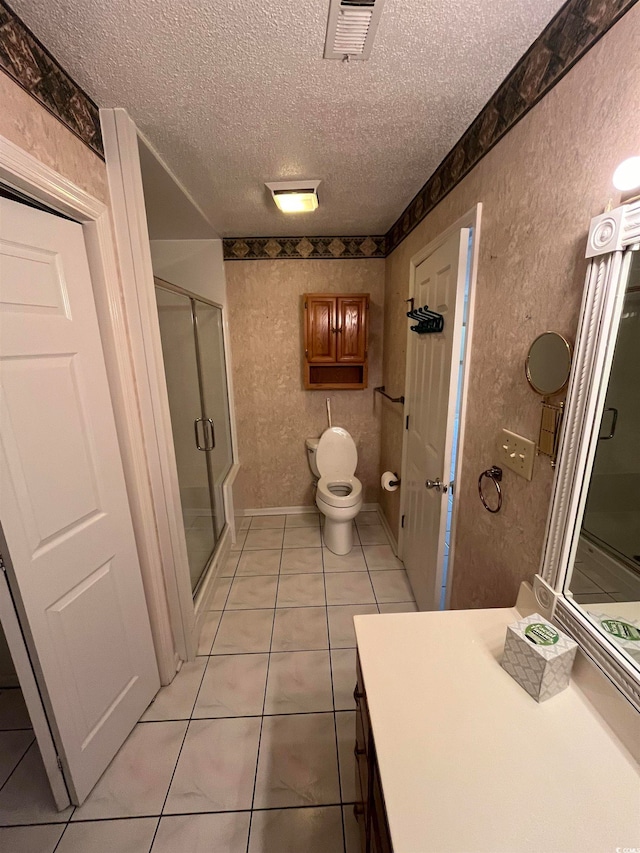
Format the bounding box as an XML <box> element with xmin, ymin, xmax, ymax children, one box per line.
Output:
<box><xmin>0</xmin><ymin>510</ymin><xmax>417</xmax><ymax>853</ymax></box>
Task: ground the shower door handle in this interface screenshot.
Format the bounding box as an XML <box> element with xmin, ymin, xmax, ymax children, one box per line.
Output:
<box><xmin>194</xmin><ymin>418</ymin><xmax>207</xmax><ymax>451</ymax></box>
<box><xmin>205</xmin><ymin>418</ymin><xmax>216</xmax><ymax>451</ymax></box>
<box><xmin>598</xmin><ymin>407</ymin><xmax>618</xmax><ymax>440</ymax></box>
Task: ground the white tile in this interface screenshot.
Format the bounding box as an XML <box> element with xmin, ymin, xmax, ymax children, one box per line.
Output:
<box><xmin>331</xmin><ymin>649</ymin><xmax>357</xmax><ymax>711</ymax></box>
<box><xmin>356</xmin><ymin>524</ymin><xmax>388</xmax><ymax>546</ymax></box>
<box><xmin>343</xmin><ymin>804</ymin><xmax>362</xmax><ymax>853</ymax></box>
<box><xmin>264</xmin><ymin>651</ymin><xmax>333</xmax><ymax>714</ymax></box>
<box><xmin>56</xmin><ymin>818</ymin><xmax>157</xmax><ymax>853</ymax></box>
<box><xmin>197</xmin><ymin>611</ymin><xmax>222</xmax><ymax>655</ymax></box>
<box><xmin>210</xmin><ymin>577</ymin><xmax>232</xmax><ymax>610</ymax></box>
<box><xmin>221</xmin><ymin>553</ymin><xmax>240</xmax><ymax>577</ymax></box>
<box><xmin>250</xmin><ymin>514</ymin><xmax>286</xmax><ymax>529</ymax></box>
<box><xmin>370</xmin><ymin>571</ymin><xmax>415</xmax><ymax>603</ymax></box>
<box><xmin>322</xmin><ymin>546</ymin><xmax>367</xmax><ymax>573</ymax></box>
<box><xmin>280</xmin><ymin>547</ymin><xmax>323</xmax><ymax>574</ymax></box>
<box><xmin>283</xmin><ymin>527</ymin><xmax>322</xmax><ymax>549</ymax></box>
<box><xmin>227</xmin><ymin>576</ymin><xmax>278</xmax><ymax>610</ymax></box>
<box><xmin>230</xmin><ymin>529</ymin><xmax>248</xmax><ymax>552</ymax></box>
<box><xmin>236</xmin><ymin>516</ymin><xmax>251</xmax><ymax>531</ymax></box>
<box><xmin>362</xmin><ymin>545</ymin><xmax>403</xmax><ymax>571</ymax></box>
<box><xmin>355</xmin><ymin>511</ymin><xmax>380</xmax><ymax>526</ymax></box>
<box><xmin>244</xmin><ymin>529</ymin><xmax>284</xmax><ymax>551</ymax></box>
<box><xmin>152</xmin><ymin>812</ymin><xmax>250</xmax><ymax>853</ymax></box>
<box><xmin>0</xmin><ymin>730</ymin><xmax>34</xmax><ymax>787</ymax></box>
<box><xmin>165</xmin><ymin>717</ymin><xmax>261</xmax><ymax>813</ymax></box>
<box><xmin>324</xmin><ymin>572</ymin><xmax>375</xmax><ymax>605</ymax></box>
<box><xmin>336</xmin><ymin>711</ymin><xmax>357</xmax><ymax>802</ymax></box>
<box><xmin>72</xmin><ymin>721</ymin><xmax>187</xmax><ymax>821</ymax></box>
<box><xmin>570</xmin><ymin>569</ymin><xmax>602</xmax><ymax>595</ymax></box>
<box><xmin>248</xmin><ymin>806</ymin><xmax>344</xmax><ymax>853</ymax></box>
<box><xmin>0</xmin><ymin>742</ymin><xmax>73</xmax><ymax>825</ymax></box>
<box><xmin>0</xmin><ymin>688</ymin><xmax>31</xmax><ymax>730</ymax></box>
<box><xmin>212</xmin><ymin>609</ymin><xmax>275</xmax><ymax>655</ymax></box>
<box><xmin>271</xmin><ymin>607</ymin><xmax>329</xmax><ymax>652</ymax></box>
<box><xmin>237</xmin><ymin>549</ymin><xmax>281</xmax><ymax>576</ymax></box>
<box><xmin>276</xmin><ymin>574</ymin><xmax>326</xmax><ymax>608</ymax></box>
<box><xmin>328</xmin><ymin>605</ymin><xmax>378</xmax><ymax>648</ymax></box>
<box><xmin>0</xmin><ymin>825</ymin><xmax>64</xmax><ymax>853</ymax></box>
<box><xmin>378</xmin><ymin>601</ymin><xmax>418</xmax><ymax>613</ymax></box>
<box><xmin>141</xmin><ymin>659</ymin><xmax>207</xmax><ymax>721</ymax></box>
<box><xmin>193</xmin><ymin>654</ymin><xmax>268</xmax><ymax>718</ymax></box>
<box><xmin>285</xmin><ymin>513</ymin><xmax>320</xmax><ymax>528</ymax></box>
<box><xmin>253</xmin><ymin>714</ymin><xmax>340</xmax><ymax>808</ymax></box>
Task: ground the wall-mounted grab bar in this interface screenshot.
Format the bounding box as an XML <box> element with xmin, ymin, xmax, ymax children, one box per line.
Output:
<box><xmin>374</xmin><ymin>386</ymin><xmax>405</xmax><ymax>404</ymax></box>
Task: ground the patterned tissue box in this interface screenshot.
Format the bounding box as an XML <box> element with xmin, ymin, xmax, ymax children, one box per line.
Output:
<box><xmin>501</xmin><ymin>613</ymin><xmax>577</xmax><ymax>702</ymax></box>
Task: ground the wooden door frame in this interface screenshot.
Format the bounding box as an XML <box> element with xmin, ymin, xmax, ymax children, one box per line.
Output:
<box><xmin>0</xmin><ymin>134</ymin><xmax>178</xmax><ymax>684</ymax></box>
<box><xmin>398</xmin><ymin>204</ymin><xmax>482</xmax><ymax>608</ymax></box>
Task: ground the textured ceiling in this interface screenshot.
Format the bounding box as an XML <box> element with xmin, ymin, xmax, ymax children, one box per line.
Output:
<box><xmin>11</xmin><ymin>0</ymin><xmax>566</xmax><ymax>237</ymax></box>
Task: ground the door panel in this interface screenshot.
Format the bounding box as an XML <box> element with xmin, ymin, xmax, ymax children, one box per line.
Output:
<box><xmin>0</xmin><ymin>197</ymin><xmax>159</xmax><ymax>803</ymax></box>
<box><xmin>337</xmin><ymin>296</ymin><xmax>367</xmax><ymax>363</ymax></box>
<box><xmin>155</xmin><ymin>287</ymin><xmax>216</xmax><ymax>592</ymax></box>
<box><xmin>403</xmin><ymin>230</ymin><xmax>469</xmax><ymax>610</ymax></box>
<box><xmin>306</xmin><ymin>296</ymin><xmax>336</xmax><ymax>362</ymax></box>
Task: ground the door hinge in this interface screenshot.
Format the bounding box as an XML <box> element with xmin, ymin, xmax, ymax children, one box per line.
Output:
<box><xmin>56</xmin><ymin>755</ymin><xmax>63</xmax><ymax>772</ymax></box>
<box><xmin>405</xmin><ymin>415</ymin><xmax>409</xmax><ymax>430</ymax></box>
<box><xmin>304</xmin><ymin>301</ymin><xmax>307</xmax><ymax>309</ymax></box>
<box><xmin>401</xmin><ymin>514</ymin><xmax>406</xmax><ymax>529</ymax></box>
<box><xmin>0</xmin><ymin>553</ymin><xmax>5</xmax><ymax>572</ymax></box>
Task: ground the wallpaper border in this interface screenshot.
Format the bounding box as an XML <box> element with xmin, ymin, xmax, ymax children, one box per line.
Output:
<box><xmin>223</xmin><ymin>235</ymin><xmax>386</xmax><ymax>261</ymax></box>
<box><xmin>0</xmin><ymin>1</ymin><xmax>104</xmax><ymax>159</ymax></box>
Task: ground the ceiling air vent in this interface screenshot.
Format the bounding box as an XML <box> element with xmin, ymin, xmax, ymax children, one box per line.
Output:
<box><xmin>324</xmin><ymin>0</ymin><xmax>385</xmax><ymax>61</ymax></box>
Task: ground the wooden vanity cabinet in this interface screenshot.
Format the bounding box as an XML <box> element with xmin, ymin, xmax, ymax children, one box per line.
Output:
<box><xmin>303</xmin><ymin>293</ymin><xmax>369</xmax><ymax>389</ymax></box>
<box><xmin>354</xmin><ymin>656</ymin><xmax>393</xmax><ymax>853</ymax></box>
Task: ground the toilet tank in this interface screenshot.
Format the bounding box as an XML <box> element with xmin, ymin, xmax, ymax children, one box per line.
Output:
<box><xmin>305</xmin><ymin>437</ymin><xmax>320</xmax><ymax>478</ymax></box>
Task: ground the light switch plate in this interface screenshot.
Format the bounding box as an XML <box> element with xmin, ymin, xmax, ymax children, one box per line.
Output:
<box><xmin>500</xmin><ymin>429</ymin><xmax>536</xmax><ymax>480</ymax></box>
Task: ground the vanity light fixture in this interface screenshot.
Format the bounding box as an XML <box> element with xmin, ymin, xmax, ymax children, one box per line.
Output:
<box><xmin>612</xmin><ymin>156</ymin><xmax>640</xmax><ymax>192</ymax></box>
<box><xmin>266</xmin><ymin>181</ymin><xmax>321</xmax><ymax>214</ymax></box>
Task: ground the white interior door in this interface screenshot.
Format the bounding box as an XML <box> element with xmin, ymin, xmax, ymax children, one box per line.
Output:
<box><xmin>403</xmin><ymin>229</ymin><xmax>470</xmax><ymax>610</ymax></box>
<box><xmin>0</xmin><ymin>196</ymin><xmax>159</xmax><ymax>804</ymax></box>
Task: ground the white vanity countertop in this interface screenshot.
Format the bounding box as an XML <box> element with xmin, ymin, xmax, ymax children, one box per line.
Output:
<box><xmin>354</xmin><ymin>607</ymin><xmax>640</xmax><ymax>853</ymax></box>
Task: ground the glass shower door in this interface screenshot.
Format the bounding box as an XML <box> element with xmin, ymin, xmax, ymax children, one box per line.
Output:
<box><xmin>155</xmin><ymin>287</ymin><xmax>216</xmax><ymax>592</ymax></box>
<box><xmin>194</xmin><ymin>302</ymin><xmax>233</xmax><ymax>538</ymax></box>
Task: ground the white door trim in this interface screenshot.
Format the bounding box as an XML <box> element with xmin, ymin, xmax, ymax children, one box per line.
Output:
<box><xmin>398</xmin><ymin>203</ymin><xmax>482</xmax><ymax>608</ymax></box>
<box><xmin>0</xmin><ymin>134</ymin><xmax>177</xmax><ymax>683</ymax></box>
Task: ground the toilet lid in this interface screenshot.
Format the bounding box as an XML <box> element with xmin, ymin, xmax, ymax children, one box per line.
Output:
<box><xmin>316</xmin><ymin>427</ymin><xmax>357</xmax><ymax>479</ymax></box>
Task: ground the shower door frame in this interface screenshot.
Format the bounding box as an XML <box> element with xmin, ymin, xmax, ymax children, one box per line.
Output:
<box><xmin>154</xmin><ymin>278</ymin><xmax>234</xmax><ymax>595</ymax></box>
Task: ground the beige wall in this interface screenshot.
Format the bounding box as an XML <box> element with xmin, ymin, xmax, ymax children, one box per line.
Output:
<box><xmin>381</xmin><ymin>7</ymin><xmax>640</xmax><ymax>609</ymax></box>
<box><xmin>226</xmin><ymin>259</ymin><xmax>385</xmax><ymax>509</ymax></box>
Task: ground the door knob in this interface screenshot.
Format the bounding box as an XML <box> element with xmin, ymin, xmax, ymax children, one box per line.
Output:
<box><xmin>425</xmin><ymin>478</ymin><xmax>448</xmax><ymax>493</ymax></box>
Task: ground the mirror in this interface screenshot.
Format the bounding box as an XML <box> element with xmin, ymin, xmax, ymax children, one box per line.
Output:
<box><xmin>537</xmin><ymin>199</ymin><xmax>640</xmax><ymax>712</ymax></box>
<box><xmin>565</xmin><ymin>249</ymin><xmax>640</xmax><ymax>667</ymax></box>
<box><xmin>525</xmin><ymin>331</ymin><xmax>572</xmax><ymax>396</ymax></box>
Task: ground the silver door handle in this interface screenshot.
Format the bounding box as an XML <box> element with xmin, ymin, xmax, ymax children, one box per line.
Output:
<box><xmin>598</xmin><ymin>407</ymin><xmax>618</xmax><ymax>440</ymax></box>
<box><xmin>425</xmin><ymin>478</ymin><xmax>448</xmax><ymax>493</ymax></box>
<box><xmin>194</xmin><ymin>418</ymin><xmax>207</xmax><ymax>451</ymax></box>
<box><xmin>205</xmin><ymin>418</ymin><xmax>215</xmax><ymax>451</ymax></box>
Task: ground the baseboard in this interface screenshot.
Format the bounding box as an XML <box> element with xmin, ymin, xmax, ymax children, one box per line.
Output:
<box><xmin>241</xmin><ymin>503</ymin><xmax>380</xmax><ymax>516</ymax></box>
<box><xmin>376</xmin><ymin>503</ymin><xmax>399</xmax><ymax>555</ymax></box>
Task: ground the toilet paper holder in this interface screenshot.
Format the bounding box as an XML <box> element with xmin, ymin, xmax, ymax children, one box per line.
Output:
<box><xmin>388</xmin><ymin>475</ymin><xmax>401</xmax><ymax>487</ymax></box>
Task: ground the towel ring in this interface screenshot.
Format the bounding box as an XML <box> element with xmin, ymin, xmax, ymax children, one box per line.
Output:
<box><xmin>478</xmin><ymin>466</ymin><xmax>503</xmax><ymax>513</ymax></box>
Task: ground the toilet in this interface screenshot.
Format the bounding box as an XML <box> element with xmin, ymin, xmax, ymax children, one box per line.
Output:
<box><xmin>306</xmin><ymin>426</ymin><xmax>363</xmax><ymax>555</ymax></box>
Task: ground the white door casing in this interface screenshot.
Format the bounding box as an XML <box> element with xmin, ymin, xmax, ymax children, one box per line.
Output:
<box><xmin>402</xmin><ymin>228</ymin><xmax>470</xmax><ymax>611</ymax></box>
<box><xmin>0</xmin><ymin>197</ymin><xmax>159</xmax><ymax>803</ymax></box>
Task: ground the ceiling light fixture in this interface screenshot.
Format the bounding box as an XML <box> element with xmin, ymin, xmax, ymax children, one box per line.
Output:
<box><xmin>612</xmin><ymin>156</ymin><xmax>640</xmax><ymax>192</ymax></box>
<box><xmin>266</xmin><ymin>181</ymin><xmax>321</xmax><ymax>214</ymax></box>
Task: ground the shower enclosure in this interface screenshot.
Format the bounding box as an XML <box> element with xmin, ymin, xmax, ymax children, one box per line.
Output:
<box><xmin>155</xmin><ymin>279</ymin><xmax>233</xmax><ymax>594</ymax></box>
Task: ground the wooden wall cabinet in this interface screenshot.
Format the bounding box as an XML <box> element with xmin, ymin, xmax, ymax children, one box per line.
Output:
<box><xmin>303</xmin><ymin>293</ymin><xmax>369</xmax><ymax>389</ymax></box>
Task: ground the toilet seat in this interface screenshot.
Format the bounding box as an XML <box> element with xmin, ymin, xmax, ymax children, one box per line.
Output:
<box><xmin>316</xmin><ymin>475</ymin><xmax>362</xmax><ymax>508</ymax></box>
<box><xmin>315</xmin><ymin>427</ymin><xmax>357</xmax><ymax>480</ymax></box>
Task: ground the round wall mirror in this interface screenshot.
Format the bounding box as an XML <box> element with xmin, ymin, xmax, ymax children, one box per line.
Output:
<box><xmin>525</xmin><ymin>332</ymin><xmax>572</xmax><ymax>396</ymax></box>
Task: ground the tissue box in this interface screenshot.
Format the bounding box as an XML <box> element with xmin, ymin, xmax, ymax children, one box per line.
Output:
<box><xmin>501</xmin><ymin>613</ymin><xmax>577</xmax><ymax>702</ymax></box>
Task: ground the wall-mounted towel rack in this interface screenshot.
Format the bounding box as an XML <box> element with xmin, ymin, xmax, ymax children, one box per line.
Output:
<box><xmin>407</xmin><ymin>304</ymin><xmax>444</xmax><ymax>334</ymax></box>
<box><xmin>374</xmin><ymin>386</ymin><xmax>405</xmax><ymax>404</ymax></box>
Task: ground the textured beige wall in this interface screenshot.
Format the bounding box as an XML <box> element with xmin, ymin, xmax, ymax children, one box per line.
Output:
<box><xmin>226</xmin><ymin>259</ymin><xmax>385</xmax><ymax>509</ymax></box>
<box><xmin>0</xmin><ymin>72</ymin><xmax>108</xmax><ymax>203</ymax></box>
<box><xmin>381</xmin><ymin>7</ymin><xmax>640</xmax><ymax>609</ymax></box>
